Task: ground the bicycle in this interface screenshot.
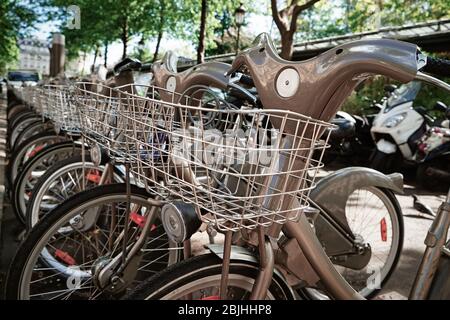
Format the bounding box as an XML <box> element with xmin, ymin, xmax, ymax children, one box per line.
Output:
<box><xmin>123</xmin><ymin>33</ymin><xmax>450</xmax><ymax>300</ymax></box>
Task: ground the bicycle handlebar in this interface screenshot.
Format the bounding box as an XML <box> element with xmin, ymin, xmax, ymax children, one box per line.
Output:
<box><xmin>228</xmin><ymin>33</ymin><xmax>419</xmax><ymax>125</ymax></box>
<box><xmin>239</xmin><ymin>74</ymin><xmax>254</xmax><ymax>87</ymax></box>
<box><xmin>113</xmin><ymin>58</ymin><xmax>142</xmax><ymax>75</ymax></box>
<box><xmin>422</xmin><ymin>57</ymin><xmax>450</xmax><ymax>78</ymax></box>
<box><xmin>140</xmin><ymin>63</ymin><xmax>153</xmax><ymax>72</ymax></box>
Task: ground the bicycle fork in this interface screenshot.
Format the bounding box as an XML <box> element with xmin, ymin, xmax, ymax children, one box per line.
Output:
<box><xmin>218</xmin><ymin>226</ymin><xmax>274</xmax><ymax>300</ymax></box>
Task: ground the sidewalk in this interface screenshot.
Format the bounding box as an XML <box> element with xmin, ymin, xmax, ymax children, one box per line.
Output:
<box><xmin>0</xmin><ymin>89</ymin><xmax>7</xmax><ymax>228</ymax></box>
<box><xmin>0</xmin><ymin>89</ymin><xmax>8</xmax><ymax>292</ymax></box>
<box><xmin>0</xmin><ymin>89</ymin><xmax>20</xmax><ymax>295</ymax></box>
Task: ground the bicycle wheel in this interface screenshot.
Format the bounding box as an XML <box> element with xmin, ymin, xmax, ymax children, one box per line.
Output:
<box><xmin>8</xmin><ymin>104</ymin><xmax>30</xmax><ymax>120</ymax></box>
<box><xmin>301</xmin><ymin>186</ymin><xmax>403</xmax><ymax>299</ymax></box>
<box><xmin>10</xmin><ymin>118</ymin><xmax>43</xmax><ymax>148</ymax></box>
<box><xmin>12</xmin><ymin>120</ymin><xmax>53</xmax><ymax>151</ymax></box>
<box><xmin>26</xmin><ymin>155</ymin><xmax>124</xmax><ymax>229</ymax></box>
<box><xmin>12</xmin><ymin>142</ymin><xmax>82</xmax><ymax>224</ymax></box>
<box><xmin>6</xmin><ymin>184</ymin><xmax>182</xmax><ymax>300</ymax></box>
<box><xmin>125</xmin><ymin>253</ymin><xmax>294</xmax><ymax>300</ymax></box>
<box><xmin>8</xmin><ymin>132</ymin><xmax>67</xmax><ymax>184</ymax></box>
<box><xmin>8</xmin><ymin>111</ymin><xmax>39</xmax><ymax>132</ymax></box>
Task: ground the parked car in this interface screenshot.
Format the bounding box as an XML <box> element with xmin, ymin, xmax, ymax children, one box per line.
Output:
<box><xmin>7</xmin><ymin>69</ymin><xmax>40</xmax><ymax>88</ymax></box>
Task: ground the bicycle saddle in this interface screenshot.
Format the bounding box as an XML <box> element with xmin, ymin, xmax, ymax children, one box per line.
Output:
<box><xmin>228</xmin><ymin>33</ymin><xmax>419</xmax><ymax>124</ymax></box>
<box><xmin>329</xmin><ymin>118</ymin><xmax>355</xmax><ymax>140</ymax></box>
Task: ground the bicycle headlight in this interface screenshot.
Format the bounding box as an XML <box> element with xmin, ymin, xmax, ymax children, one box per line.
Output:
<box><xmin>382</xmin><ymin>113</ymin><xmax>407</xmax><ymax>128</ymax></box>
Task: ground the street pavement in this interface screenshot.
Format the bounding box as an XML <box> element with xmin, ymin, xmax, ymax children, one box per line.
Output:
<box><xmin>378</xmin><ymin>185</ymin><xmax>446</xmax><ymax>299</ymax></box>
<box><xmin>0</xmin><ymin>88</ymin><xmax>9</xmax><ymax>294</ymax></box>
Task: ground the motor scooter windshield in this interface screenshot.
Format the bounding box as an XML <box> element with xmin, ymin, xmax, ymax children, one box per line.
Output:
<box><xmin>385</xmin><ymin>81</ymin><xmax>421</xmax><ymax>112</ymax></box>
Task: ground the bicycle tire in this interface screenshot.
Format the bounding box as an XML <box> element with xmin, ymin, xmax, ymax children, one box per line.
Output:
<box><xmin>12</xmin><ymin>142</ymin><xmax>82</xmax><ymax>224</ymax></box>
<box><xmin>124</xmin><ymin>253</ymin><xmax>295</xmax><ymax>300</ymax></box>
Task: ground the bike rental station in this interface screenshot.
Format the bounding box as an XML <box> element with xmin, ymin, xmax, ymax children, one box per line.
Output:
<box><xmin>1</xmin><ymin>0</ymin><xmax>450</xmax><ymax>310</ymax></box>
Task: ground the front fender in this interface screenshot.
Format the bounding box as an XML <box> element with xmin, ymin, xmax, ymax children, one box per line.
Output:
<box><xmin>310</xmin><ymin>167</ymin><xmax>403</xmax><ymax>237</ymax></box>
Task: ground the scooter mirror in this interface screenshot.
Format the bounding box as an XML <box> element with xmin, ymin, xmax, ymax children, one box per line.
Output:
<box><xmin>434</xmin><ymin>101</ymin><xmax>448</xmax><ymax>113</ymax></box>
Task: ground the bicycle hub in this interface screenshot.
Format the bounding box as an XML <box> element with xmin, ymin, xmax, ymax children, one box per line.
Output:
<box><xmin>161</xmin><ymin>201</ymin><xmax>202</xmax><ymax>243</ymax></box>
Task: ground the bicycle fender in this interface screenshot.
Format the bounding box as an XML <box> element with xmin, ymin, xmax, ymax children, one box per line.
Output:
<box><xmin>206</xmin><ymin>244</ymin><xmax>258</xmax><ymax>263</ymax></box>
<box><xmin>206</xmin><ymin>244</ymin><xmax>296</xmax><ymax>298</ymax></box>
<box><xmin>310</xmin><ymin>167</ymin><xmax>403</xmax><ymax>239</ymax></box>
<box><xmin>206</xmin><ymin>244</ymin><xmax>292</xmax><ymax>280</ymax></box>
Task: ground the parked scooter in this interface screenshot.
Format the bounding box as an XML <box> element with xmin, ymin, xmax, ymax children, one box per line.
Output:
<box><xmin>323</xmin><ymin>111</ymin><xmax>375</xmax><ymax>165</ymax></box>
<box><xmin>414</xmin><ymin>109</ymin><xmax>450</xmax><ymax>190</ymax></box>
<box><xmin>370</xmin><ymin>81</ymin><xmax>446</xmax><ymax>173</ymax></box>
<box><xmin>322</xmin><ymin>84</ymin><xmax>397</xmax><ymax>166</ymax></box>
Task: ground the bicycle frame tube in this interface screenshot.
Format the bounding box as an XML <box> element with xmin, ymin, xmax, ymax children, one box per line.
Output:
<box><xmin>245</xmin><ymin>135</ymin><xmax>363</xmax><ymax>299</ymax></box>
<box><xmin>283</xmin><ymin>216</ymin><xmax>364</xmax><ymax>300</ymax></box>
<box><xmin>243</xmin><ymin>113</ymin><xmax>364</xmax><ymax>298</ymax></box>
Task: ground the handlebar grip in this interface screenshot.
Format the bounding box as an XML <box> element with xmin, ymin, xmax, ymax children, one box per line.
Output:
<box><xmin>239</xmin><ymin>74</ymin><xmax>254</xmax><ymax>87</ymax></box>
<box><xmin>113</xmin><ymin>58</ymin><xmax>142</xmax><ymax>75</ymax></box>
<box><xmin>422</xmin><ymin>57</ymin><xmax>450</xmax><ymax>78</ymax></box>
<box><xmin>117</xmin><ymin>61</ymin><xmax>142</xmax><ymax>74</ymax></box>
<box><xmin>140</xmin><ymin>63</ymin><xmax>153</xmax><ymax>72</ymax></box>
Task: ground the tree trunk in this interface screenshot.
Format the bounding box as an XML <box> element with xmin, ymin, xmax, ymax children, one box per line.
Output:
<box><xmin>82</xmin><ymin>51</ymin><xmax>87</xmax><ymax>75</ymax></box>
<box><xmin>280</xmin><ymin>31</ymin><xmax>295</xmax><ymax>60</ymax></box>
<box><xmin>197</xmin><ymin>0</ymin><xmax>207</xmax><ymax>64</ymax></box>
<box><xmin>91</xmin><ymin>46</ymin><xmax>99</xmax><ymax>72</ymax></box>
<box><xmin>270</xmin><ymin>0</ymin><xmax>322</xmax><ymax>61</ymax></box>
<box><xmin>121</xmin><ymin>17</ymin><xmax>129</xmax><ymax>59</ymax></box>
<box><xmin>153</xmin><ymin>2</ymin><xmax>165</xmax><ymax>63</ymax></box>
<box><xmin>104</xmin><ymin>42</ymin><xmax>108</xmax><ymax>67</ymax></box>
<box><xmin>153</xmin><ymin>30</ymin><xmax>163</xmax><ymax>63</ymax></box>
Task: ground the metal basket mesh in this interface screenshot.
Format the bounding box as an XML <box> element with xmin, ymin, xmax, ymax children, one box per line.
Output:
<box><xmin>92</xmin><ymin>84</ymin><xmax>332</xmax><ymax>231</ymax></box>
<box><xmin>73</xmin><ymin>83</ymin><xmax>162</xmax><ymax>162</ymax></box>
<box><xmin>40</xmin><ymin>85</ymin><xmax>81</xmax><ymax>134</ymax></box>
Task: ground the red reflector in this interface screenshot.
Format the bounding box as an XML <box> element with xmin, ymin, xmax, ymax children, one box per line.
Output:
<box><xmin>380</xmin><ymin>218</ymin><xmax>387</xmax><ymax>242</ymax></box>
<box><xmin>130</xmin><ymin>212</ymin><xmax>146</xmax><ymax>228</ymax></box>
<box><xmin>55</xmin><ymin>249</ymin><xmax>76</xmax><ymax>266</ymax></box>
<box><xmin>28</xmin><ymin>145</ymin><xmax>45</xmax><ymax>158</ymax></box>
<box><xmin>86</xmin><ymin>171</ymin><xmax>101</xmax><ymax>184</ymax></box>
<box><xmin>150</xmin><ymin>224</ymin><xmax>157</xmax><ymax>231</ymax></box>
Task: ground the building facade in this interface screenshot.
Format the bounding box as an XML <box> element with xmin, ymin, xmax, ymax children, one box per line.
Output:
<box><xmin>18</xmin><ymin>39</ymin><xmax>51</xmax><ymax>76</ymax></box>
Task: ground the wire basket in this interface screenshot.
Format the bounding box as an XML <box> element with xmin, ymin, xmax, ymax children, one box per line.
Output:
<box><xmin>112</xmin><ymin>85</ymin><xmax>333</xmax><ymax>232</ymax></box>
<box><xmin>39</xmin><ymin>85</ymin><xmax>81</xmax><ymax>134</ymax></box>
<box><xmin>73</xmin><ymin>83</ymin><xmax>164</xmax><ymax>162</ymax></box>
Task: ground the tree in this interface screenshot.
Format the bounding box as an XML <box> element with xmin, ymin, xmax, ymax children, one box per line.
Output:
<box><xmin>152</xmin><ymin>0</ymin><xmax>165</xmax><ymax>62</ymax></box>
<box><xmin>270</xmin><ymin>0</ymin><xmax>321</xmax><ymax>60</ymax></box>
<box><xmin>0</xmin><ymin>1</ymin><xmax>43</xmax><ymax>73</ymax></box>
<box><xmin>51</xmin><ymin>0</ymin><xmax>160</xmax><ymax>63</ymax></box>
<box><xmin>197</xmin><ymin>0</ymin><xmax>208</xmax><ymax>63</ymax></box>
<box><xmin>346</xmin><ymin>0</ymin><xmax>450</xmax><ymax>33</ymax></box>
